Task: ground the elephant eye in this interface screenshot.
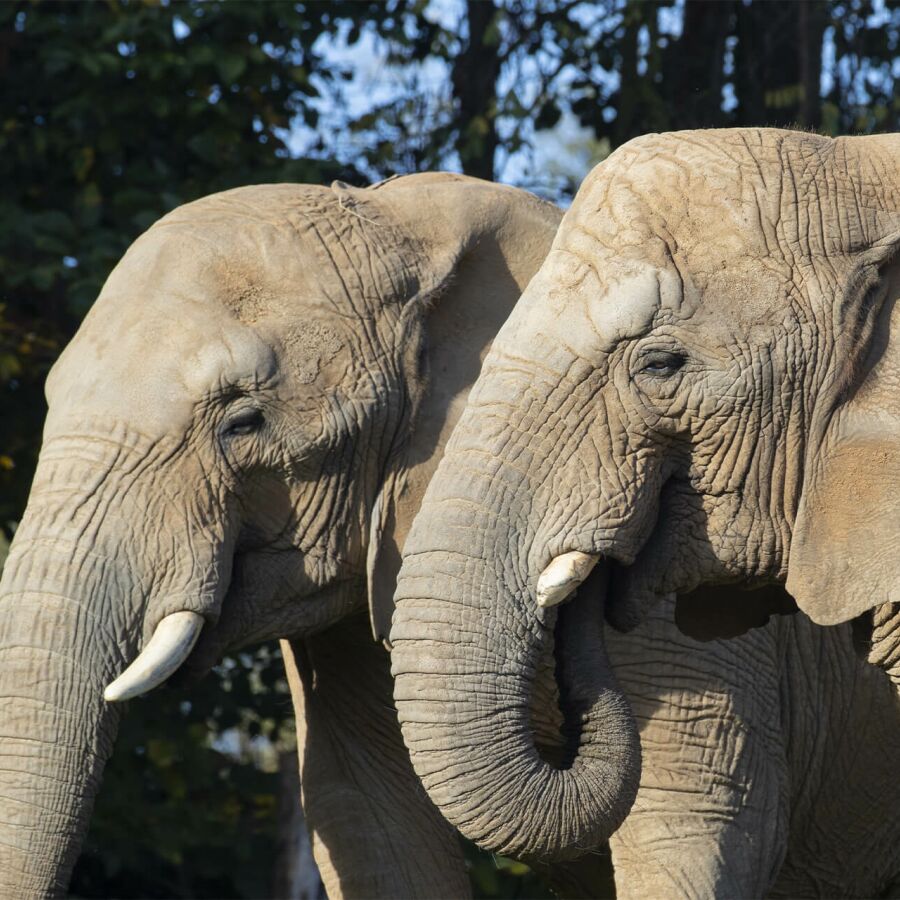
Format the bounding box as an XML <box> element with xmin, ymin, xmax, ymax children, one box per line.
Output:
<box><xmin>638</xmin><ymin>350</ymin><xmax>686</xmax><ymax>377</ymax></box>
<box><xmin>222</xmin><ymin>408</ymin><xmax>264</xmax><ymax>439</ymax></box>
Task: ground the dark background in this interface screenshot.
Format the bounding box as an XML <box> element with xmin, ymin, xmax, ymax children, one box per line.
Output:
<box><xmin>1</xmin><ymin>1</ymin><xmax>897</xmax><ymax>896</ymax></box>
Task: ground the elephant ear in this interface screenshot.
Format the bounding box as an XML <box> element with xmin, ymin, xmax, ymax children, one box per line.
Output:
<box><xmin>786</xmin><ymin>239</ymin><xmax>900</xmax><ymax>626</ymax></box>
<box><xmin>338</xmin><ymin>175</ymin><xmax>562</xmax><ymax>644</ymax></box>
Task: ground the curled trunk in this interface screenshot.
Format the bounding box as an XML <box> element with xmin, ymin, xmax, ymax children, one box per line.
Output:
<box><xmin>392</xmin><ymin>493</ymin><xmax>640</xmax><ymax>862</ymax></box>
<box><xmin>868</xmin><ymin>603</ymin><xmax>900</xmax><ymax>689</ymax></box>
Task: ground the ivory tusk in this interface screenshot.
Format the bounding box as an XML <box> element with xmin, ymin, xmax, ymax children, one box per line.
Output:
<box><xmin>104</xmin><ymin>610</ymin><xmax>204</xmax><ymax>702</ymax></box>
<box><xmin>536</xmin><ymin>551</ymin><xmax>600</xmax><ymax>608</ymax></box>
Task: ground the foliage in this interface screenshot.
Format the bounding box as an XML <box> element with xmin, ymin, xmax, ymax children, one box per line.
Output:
<box><xmin>322</xmin><ymin>0</ymin><xmax>899</xmax><ymax>196</ymax></box>
<box><xmin>465</xmin><ymin>844</ymin><xmax>556</xmax><ymax>900</ymax></box>
<box><xmin>1</xmin><ymin>0</ymin><xmax>898</xmax><ymax>897</ymax></box>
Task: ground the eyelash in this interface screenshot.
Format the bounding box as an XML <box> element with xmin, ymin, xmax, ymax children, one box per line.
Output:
<box><xmin>638</xmin><ymin>351</ymin><xmax>686</xmax><ymax>376</ymax></box>
<box><xmin>221</xmin><ymin>408</ymin><xmax>264</xmax><ymax>439</ymax></box>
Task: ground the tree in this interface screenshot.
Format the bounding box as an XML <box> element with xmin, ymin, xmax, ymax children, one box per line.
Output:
<box><xmin>324</xmin><ymin>0</ymin><xmax>898</xmax><ymax>195</ymax></box>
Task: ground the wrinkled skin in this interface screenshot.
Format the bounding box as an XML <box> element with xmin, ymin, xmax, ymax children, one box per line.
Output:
<box><xmin>0</xmin><ymin>173</ymin><xmax>561</xmax><ymax>898</ymax></box>
<box><xmin>603</xmin><ymin>593</ymin><xmax>900</xmax><ymax>897</ymax></box>
<box><xmin>392</xmin><ymin>128</ymin><xmax>900</xmax><ymax>889</ymax></box>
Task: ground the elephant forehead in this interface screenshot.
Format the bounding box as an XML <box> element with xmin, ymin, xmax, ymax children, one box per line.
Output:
<box><xmin>148</xmin><ymin>189</ymin><xmax>418</xmax><ymax>318</ymax></box>
<box><xmin>46</xmin><ymin>302</ymin><xmax>275</xmax><ymax>439</ymax></box>
<box><xmin>491</xmin><ymin>249</ymin><xmax>676</xmax><ymax>366</ymax></box>
<box><xmin>551</xmin><ymin>139</ymin><xmax>809</xmax><ymax>333</ymax></box>
<box><xmin>107</xmin><ymin>223</ymin><xmax>324</xmax><ymax>316</ymax></box>
<box><xmin>569</xmin><ymin>128</ymin><xmax>900</xmax><ymax>270</ymax></box>
<box><xmin>45</xmin><ymin>198</ymin><xmax>403</xmax><ymax>439</ymax></box>
<box><xmin>46</xmin><ymin>235</ymin><xmax>278</xmax><ymax>440</ymax></box>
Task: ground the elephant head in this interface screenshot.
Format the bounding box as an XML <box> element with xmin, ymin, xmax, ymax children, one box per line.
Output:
<box><xmin>391</xmin><ymin>129</ymin><xmax>900</xmax><ymax>862</ymax></box>
<box><xmin>0</xmin><ymin>173</ymin><xmax>561</xmax><ymax>896</ymax></box>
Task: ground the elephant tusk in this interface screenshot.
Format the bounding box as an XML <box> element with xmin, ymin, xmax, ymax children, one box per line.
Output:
<box><xmin>536</xmin><ymin>551</ymin><xmax>600</xmax><ymax>608</ymax></box>
<box><xmin>104</xmin><ymin>611</ymin><xmax>204</xmax><ymax>702</ymax></box>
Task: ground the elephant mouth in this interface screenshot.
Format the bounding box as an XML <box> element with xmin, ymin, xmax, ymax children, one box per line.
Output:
<box><xmin>531</xmin><ymin>561</ymin><xmax>616</xmax><ymax>769</ymax></box>
<box><xmin>177</xmin><ymin>573</ymin><xmax>362</xmax><ymax>679</ymax></box>
<box><xmin>104</xmin><ymin>557</ymin><xmax>363</xmax><ymax>702</ymax></box>
<box><xmin>535</xmin><ymin>547</ymin><xmax>649</xmax><ymax>636</ymax></box>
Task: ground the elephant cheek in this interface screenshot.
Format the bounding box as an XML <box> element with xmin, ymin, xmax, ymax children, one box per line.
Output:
<box><xmin>179</xmin><ymin>548</ymin><xmax>366</xmax><ymax>677</ymax></box>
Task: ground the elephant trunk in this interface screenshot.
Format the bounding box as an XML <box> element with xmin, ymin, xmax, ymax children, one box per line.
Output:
<box><xmin>869</xmin><ymin>603</ymin><xmax>900</xmax><ymax>688</ymax></box>
<box><xmin>392</xmin><ymin>476</ymin><xmax>640</xmax><ymax>862</ymax></box>
<box><xmin>0</xmin><ymin>439</ymin><xmax>225</xmax><ymax>897</ymax></box>
<box><xmin>0</xmin><ymin>532</ymin><xmax>127</xmax><ymax>897</ymax></box>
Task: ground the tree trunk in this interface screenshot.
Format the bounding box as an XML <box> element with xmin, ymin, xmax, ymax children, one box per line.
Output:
<box><xmin>734</xmin><ymin>0</ymin><xmax>826</xmax><ymax>128</ymax></box>
<box><xmin>654</xmin><ymin>0</ymin><xmax>735</xmax><ymax>135</ymax></box>
<box><xmin>452</xmin><ymin>0</ymin><xmax>502</xmax><ymax>180</ymax></box>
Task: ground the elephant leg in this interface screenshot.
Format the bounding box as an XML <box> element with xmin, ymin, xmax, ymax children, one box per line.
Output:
<box><xmin>606</xmin><ymin>597</ymin><xmax>789</xmax><ymax>899</ymax></box>
<box><xmin>282</xmin><ymin>611</ymin><xmax>470</xmax><ymax>900</ymax></box>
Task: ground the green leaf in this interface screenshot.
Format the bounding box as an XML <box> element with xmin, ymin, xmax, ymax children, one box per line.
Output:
<box><xmin>217</xmin><ymin>53</ymin><xmax>246</xmax><ymax>83</ymax></box>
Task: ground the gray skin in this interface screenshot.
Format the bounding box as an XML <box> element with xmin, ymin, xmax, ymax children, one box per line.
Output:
<box><xmin>0</xmin><ymin>173</ymin><xmax>561</xmax><ymax>898</ymax></box>
<box><xmin>392</xmin><ymin>128</ymin><xmax>900</xmax><ymax>892</ymax></box>
<box><xmin>602</xmin><ymin>593</ymin><xmax>900</xmax><ymax>897</ymax></box>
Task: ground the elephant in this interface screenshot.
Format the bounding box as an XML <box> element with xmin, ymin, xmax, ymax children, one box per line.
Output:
<box><xmin>0</xmin><ymin>172</ymin><xmax>562</xmax><ymax>898</ymax></box>
<box><xmin>391</xmin><ymin>128</ymin><xmax>900</xmax><ymax>894</ymax></box>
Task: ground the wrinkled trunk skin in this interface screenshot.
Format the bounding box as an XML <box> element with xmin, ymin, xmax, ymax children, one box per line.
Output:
<box><xmin>0</xmin><ymin>438</ymin><xmax>166</xmax><ymax>898</ymax></box>
<box><xmin>392</xmin><ymin>455</ymin><xmax>640</xmax><ymax>863</ymax></box>
<box><xmin>869</xmin><ymin>603</ymin><xmax>900</xmax><ymax>689</ymax></box>
<box><xmin>0</xmin><ymin>423</ymin><xmax>225</xmax><ymax>896</ymax></box>
<box><xmin>0</xmin><ymin>529</ymin><xmax>127</xmax><ymax>897</ymax></box>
